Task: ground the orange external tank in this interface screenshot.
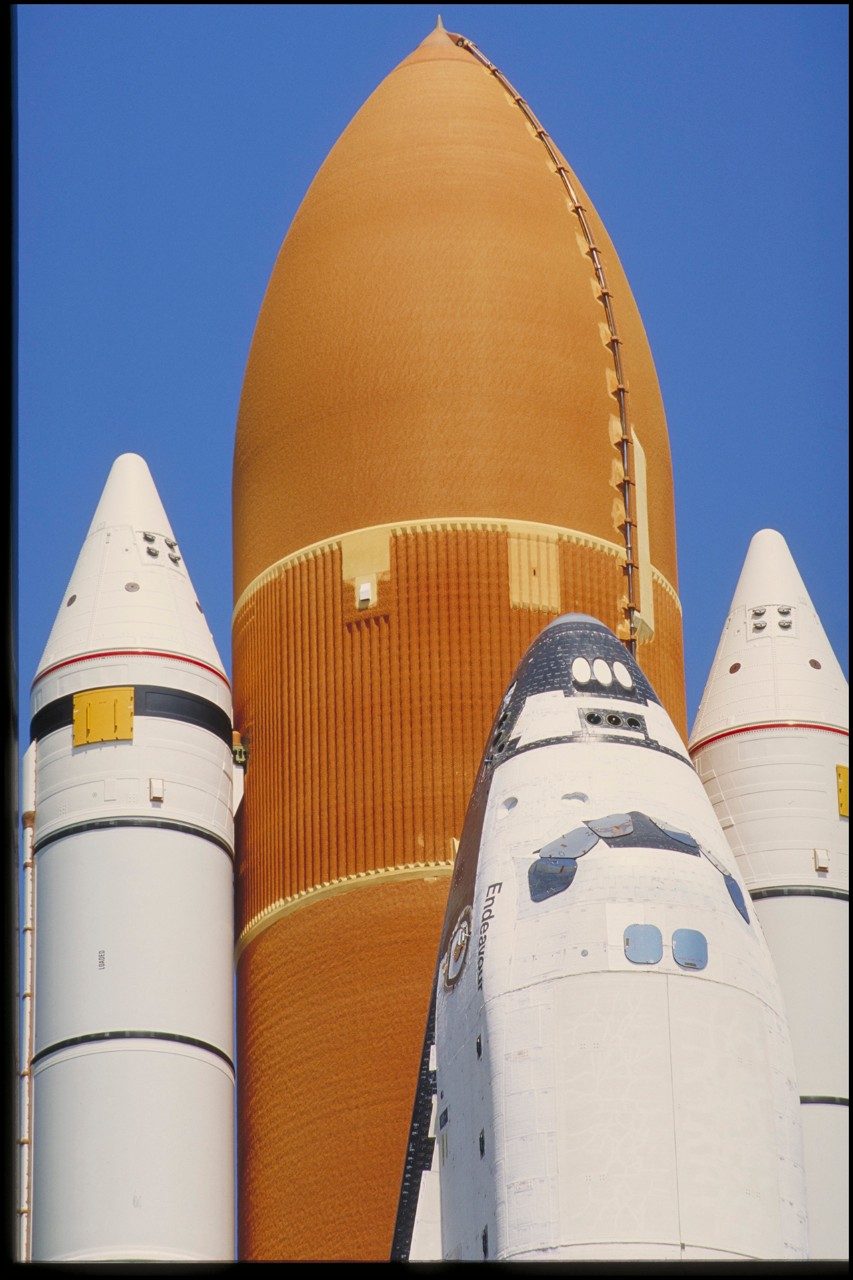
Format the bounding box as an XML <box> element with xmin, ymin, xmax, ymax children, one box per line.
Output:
<box><xmin>233</xmin><ymin>22</ymin><xmax>686</xmax><ymax>1260</ymax></box>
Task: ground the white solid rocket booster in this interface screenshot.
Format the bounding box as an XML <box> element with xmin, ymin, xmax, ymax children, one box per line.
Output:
<box><xmin>27</xmin><ymin>454</ymin><xmax>235</xmax><ymax>1261</ymax></box>
<box><xmin>396</xmin><ymin>614</ymin><xmax>807</xmax><ymax>1262</ymax></box>
<box><xmin>690</xmin><ymin>529</ymin><xmax>849</xmax><ymax>1259</ymax></box>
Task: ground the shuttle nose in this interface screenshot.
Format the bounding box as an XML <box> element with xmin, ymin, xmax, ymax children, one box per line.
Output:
<box><xmin>544</xmin><ymin>612</ymin><xmax>604</xmax><ymax>630</ymax></box>
<box><xmin>510</xmin><ymin>614</ymin><xmax>661</xmax><ymax>709</ymax></box>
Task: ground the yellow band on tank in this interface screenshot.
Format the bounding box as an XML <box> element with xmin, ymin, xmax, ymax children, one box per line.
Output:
<box><xmin>236</xmin><ymin>860</ymin><xmax>455</xmax><ymax>960</ymax></box>
<box><xmin>232</xmin><ymin>517</ymin><xmax>681</xmax><ymax>620</ymax></box>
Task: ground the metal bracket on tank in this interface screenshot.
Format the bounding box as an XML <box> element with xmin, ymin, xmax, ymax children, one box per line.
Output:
<box><xmin>454</xmin><ymin>31</ymin><xmax>641</xmax><ymax>651</ymax></box>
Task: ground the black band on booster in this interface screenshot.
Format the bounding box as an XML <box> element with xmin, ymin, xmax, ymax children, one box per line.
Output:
<box><xmin>32</xmin><ymin>1029</ymin><xmax>234</xmax><ymax>1071</ymax></box>
<box><xmin>32</xmin><ymin>817</ymin><xmax>233</xmax><ymax>857</ymax></box>
<box><xmin>31</xmin><ymin>685</ymin><xmax>232</xmax><ymax>746</ymax></box>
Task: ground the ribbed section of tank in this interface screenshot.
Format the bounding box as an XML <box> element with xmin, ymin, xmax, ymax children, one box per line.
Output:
<box><xmin>233</xmin><ymin>22</ymin><xmax>685</xmax><ymax>1259</ymax></box>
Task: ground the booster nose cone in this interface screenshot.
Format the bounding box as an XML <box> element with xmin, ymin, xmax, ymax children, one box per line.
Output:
<box><xmin>84</xmin><ymin>453</ymin><xmax>174</xmax><ymax>540</ymax></box>
<box><xmin>730</xmin><ymin>528</ymin><xmax>814</xmax><ymax>613</ymax></box>
<box><xmin>690</xmin><ymin>528</ymin><xmax>847</xmax><ymax>747</ymax></box>
<box><xmin>34</xmin><ymin>453</ymin><xmax>226</xmax><ymax>685</ymax></box>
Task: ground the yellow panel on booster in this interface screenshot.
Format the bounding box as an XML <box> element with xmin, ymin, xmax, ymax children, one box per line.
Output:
<box><xmin>72</xmin><ymin>688</ymin><xmax>134</xmax><ymax>746</ymax></box>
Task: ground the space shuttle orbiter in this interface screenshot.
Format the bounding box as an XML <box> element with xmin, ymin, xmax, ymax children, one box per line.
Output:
<box><xmin>395</xmin><ymin>613</ymin><xmax>811</xmax><ymax>1261</ymax></box>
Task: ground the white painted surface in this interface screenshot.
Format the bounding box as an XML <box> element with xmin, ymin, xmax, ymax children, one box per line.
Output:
<box><xmin>691</xmin><ymin>529</ymin><xmax>848</xmax><ymax>1260</ymax></box>
<box><xmin>29</xmin><ymin>454</ymin><xmax>235</xmax><ymax>1261</ymax></box>
<box><xmin>32</xmin><ymin>716</ymin><xmax>233</xmax><ymax>850</ymax></box>
<box><xmin>408</xmin><ymin>1044</ymin><xmax>444</xmax><ymax>1259</ymax></box>
<box><xmin>799</xmin><ymin>1105</ymin><xmax>849</xmax><ymax>1260</ymax></box>
<box><xmin>32</xmin><ymin>1042</ymin><xmax>234</xmax><ymax>1261</ymax></box>
<box><xmin>696</xmin><ymin>730</ymin><xmax>848</xmax><ymax>896</ymax></box>
<box><xmin>409</xmin><ymin>1152</ymin><xmax>442</xmax><ymax>1259</ymax></box>
<box><xmin>754</xmin><ymin>896</ymin><xmax>847</xmax><ymax>1099</ymax></box>
<box><xmin>18</xmin><ymin>743</ymin><xmax>37</xmax><ymax>1261</ymax></box>
<box><xmin>34</xmin><ymin>829</ymin><xmax>234</xmax><ymax>1056</ymax></box>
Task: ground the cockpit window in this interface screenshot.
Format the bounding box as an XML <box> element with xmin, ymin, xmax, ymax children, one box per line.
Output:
<box><xmin>585</xmin><ymin>813</ymin><xmax>634</xmax><ymax>839</ymax></box>
<box><xmin>571</xmin><ymin>657</ymin><xmax>592</xmax><ymax>684</ymax></box>
<box><xmin>624</xmin><ymin>924</ymin><xmax>663</xmax><ymax>964</ymax></box>
<box><xmin>529</xmin><ymin>856</ymin><xmax>578</xmax><ymax>903</ymax></box>
<box><xmin>524</xmin><ymin>811</ymin><xmax>751</xmax><ymax>927</ymax></box>
<box><xmin>723</xmin><ymin>875</ymin><xmax>749</xmax><ymax>923</ymax></box>
<box><xmin>672</xmin><ymin>929</ymin><xmax>708</xmax><ymax>970</ymax></box>
<box><xmin>537</xmin><ymin>826</ymin><xmax>599</xmax><ymax>859</ymax></box>
<box><xmin>649</xmin><ymin>819</ymin><xmax>701</xmax><ymax>853</ymax></box>
<box><xmin>592</xmin><ymin>659</ymin><xmax>613</xmax><ymax>685</ymax></box>
<box><xmin>612</xmin><ymin>661</ymin><xmax>633</xmax><ymax>689</ymax></box>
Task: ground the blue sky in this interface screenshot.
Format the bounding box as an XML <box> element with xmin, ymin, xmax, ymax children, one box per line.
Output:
<box><xmin>15</xmin><ymin>3</ymin><xmax>849</xmax><ymax>739</ymax></box>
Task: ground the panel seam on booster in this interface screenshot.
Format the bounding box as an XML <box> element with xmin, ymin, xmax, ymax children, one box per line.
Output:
<box><xmin>31</xmin><ymin>1030</ymin><xmax>235</xmax><ymax>1071</ymax></box>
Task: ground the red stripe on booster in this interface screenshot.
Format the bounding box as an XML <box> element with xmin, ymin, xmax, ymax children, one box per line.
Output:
<box><xmin>33</xmin><ymin>649</ymin><xmax>230</xmax><ymax>689</ymax></box>
<box><xmin>690</xmin><ymin>720</ymin><xmax>848</xmax><ymax>755</ymax></box>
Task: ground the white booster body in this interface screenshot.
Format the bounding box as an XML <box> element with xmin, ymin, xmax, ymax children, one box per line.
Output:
<box><xmin>28</xmin><ymin>455</ymin><xmax>235</xmax><ymax>1261</ymax></box>
<box><xmin>403</xmin><ymin>615</ymin><xmax>807</xmax><ymax>1262</ymax></box>
<box><xmin>690</xmin><ymin>529</ymin><xmax>849</xmax><ymax>1260</ymax></box>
